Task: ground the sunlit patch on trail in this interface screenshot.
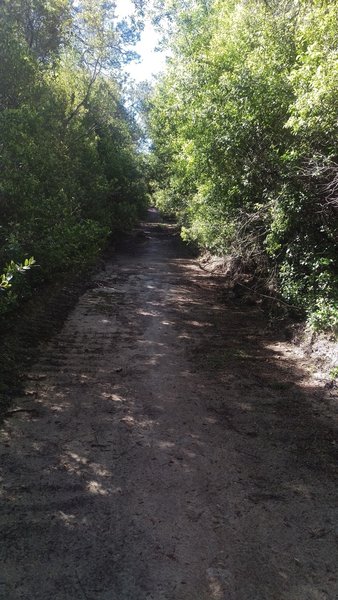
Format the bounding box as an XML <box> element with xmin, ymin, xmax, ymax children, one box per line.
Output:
<box><xmin>59</xmin><ymin>452</ymin><xmax>88</xmax><ymax>475</ymax></box>
<box><xmin>157</xmin><ymin>441</ymin><xmax>175</xmax><ymax>450</ymax></box>
<box><xmin>101</xmin><ymin>392</ymin><xmax>124</xmax><ymax>404</ymax></box>
<box><xmin>137</xmin><ymin>309</ymin><xmax>161</xmax><ymax>317</ymax></box>
<box><xmin>57</xmin><ymin>512</ymin><xmax>76</xmax><ymax>527</ymax></box>
<box><xmin>207</xmin><ymin>567</ymin><xmax>231</xmax><ymax>599</ymax></box>
<box><xmin>87</xmin><ymin>481</ymin><xmax>108</xmax><ymax>496</ymax></box>
<box><xmin>89</xmin><ymin>463</ymin><xmax>111</xmax><ymax>478</ymax></box>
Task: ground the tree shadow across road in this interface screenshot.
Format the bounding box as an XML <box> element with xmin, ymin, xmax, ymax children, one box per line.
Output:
<box><xmin>0</xmin><ymin>220</ymin><xmax>337</xmax><ymax>600</ymax></box>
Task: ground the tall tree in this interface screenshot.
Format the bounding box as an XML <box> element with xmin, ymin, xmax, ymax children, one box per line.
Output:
<box><xmin>148</xmin><ymin>0</ymin><xmax>338</xmax><ymax>332</ymax></box>
<box><xmin>0</xmin><ymin>0</ymin><xmax>147</xmax><ymax>316</ymax></box>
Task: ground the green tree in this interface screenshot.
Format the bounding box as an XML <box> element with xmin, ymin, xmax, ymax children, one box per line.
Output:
<box><xmin>148</xmin><ymin>0</ymin><xmax>338</xmax><ymax>332</ymax></box>
<box><xmin>0</xmin><ymin>0</ymin><xmax>147</xmax><ymax>315</ymax></box>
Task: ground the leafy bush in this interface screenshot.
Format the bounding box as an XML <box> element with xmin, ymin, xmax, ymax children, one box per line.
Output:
<box><xmin>149</xmin><ymin>0</ymin><xmax>338</xmax><ymax>333</ymax></box>
<box><xmin>0</xmin><ymin>258</ymin><xmax>36</xmax><ymax>316</ymax></box>
<box><xmin>308</xmin><ymin>300</ymin><xmax>338</xmax><ymax>336</ymax></box>
<box><xmin>0</xmin><ymin>0</ymin><xmax>147</xmax><ymax>318</ymax></box>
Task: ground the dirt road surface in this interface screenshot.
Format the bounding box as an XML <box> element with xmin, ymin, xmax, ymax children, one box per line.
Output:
<box><xmin>1</xmin><ymin>211</ymin><xmax>337</xmax><ymax>600</ymax></box>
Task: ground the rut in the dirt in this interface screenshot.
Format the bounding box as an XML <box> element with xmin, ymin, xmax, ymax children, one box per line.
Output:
<box><xmin>0</xmin><ymin>212</ymin><xmax>337</xmax><ymax>600</ymax></box>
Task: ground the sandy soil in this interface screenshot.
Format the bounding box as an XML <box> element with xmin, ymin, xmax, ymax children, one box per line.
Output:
<box><xmin>0</xmin><ymin>210</ymin><xmax>337</xmax><ymax>600</ymax></box>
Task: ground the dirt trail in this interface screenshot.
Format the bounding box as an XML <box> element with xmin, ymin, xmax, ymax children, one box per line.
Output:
<box><xmin>1</xmin><ymin>211</ymin><xmax>337</xmax><ymax>600</ymax></box>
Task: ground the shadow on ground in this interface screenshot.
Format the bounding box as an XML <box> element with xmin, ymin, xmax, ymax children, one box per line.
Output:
<box><xmin>0</xmin><ymin>215</ymin><xmax>337</xmax><ymax>600</ymax></box>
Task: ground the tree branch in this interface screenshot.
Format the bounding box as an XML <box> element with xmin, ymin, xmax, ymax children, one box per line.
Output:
<box><xmin>65</xmin><ymin>58</ymin><xmax>102</xmax><ymax>125</ymax></box>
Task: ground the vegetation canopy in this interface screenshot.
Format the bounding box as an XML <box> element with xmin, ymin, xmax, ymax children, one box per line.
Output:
<box><xmin>0</xmin><ymin>0</ymin><xmax>147</xmax><ymax>316</ymax></box>
<box><xmin>148</xmin><ymin>0</ymin><xmax>338</xmax><ymax>333</ymax></box>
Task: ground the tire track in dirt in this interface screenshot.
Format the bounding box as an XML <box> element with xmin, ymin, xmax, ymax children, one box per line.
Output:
<box><xmin>0</xmin><ymin>212</ymin><xmax>337</xmax><ymax>599</ymax></box>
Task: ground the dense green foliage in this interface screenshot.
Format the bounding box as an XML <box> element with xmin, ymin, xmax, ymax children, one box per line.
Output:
<box><xmin>148</xmin><ymin>0</ymin><xmax>338</xmax><ymax>332</ymax></box>
<box><xmin>0</xmin><ymin>0</ymin><xmax>147</xmax><ymax>315</ymax></box>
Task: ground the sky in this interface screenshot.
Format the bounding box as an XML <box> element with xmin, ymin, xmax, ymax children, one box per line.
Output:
<box><xmin>115</xmin><ymin>0</ymin><xmax>167</xmax><ymax>82</ymax></box>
